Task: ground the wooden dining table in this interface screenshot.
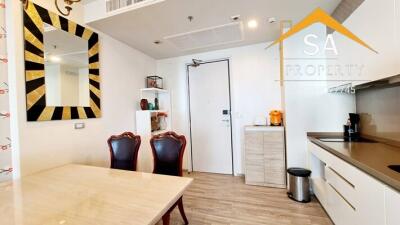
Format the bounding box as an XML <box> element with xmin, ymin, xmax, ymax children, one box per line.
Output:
<box><xmin>0</xmin><ymin>164</ymin><xmax>193</xmax><ymax>225</ymax></box>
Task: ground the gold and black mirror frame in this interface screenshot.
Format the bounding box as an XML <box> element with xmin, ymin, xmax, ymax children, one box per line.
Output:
<box><xmin>23</xmin><ymin>1</ymin><xmax>101</xmax><ymax>121</ymax></box>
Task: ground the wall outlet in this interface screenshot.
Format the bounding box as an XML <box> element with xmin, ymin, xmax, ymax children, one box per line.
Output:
<box><xmin>74</xmin><ymin>123</ymin><xmax>85</xmax><ymax>129</ymax></box>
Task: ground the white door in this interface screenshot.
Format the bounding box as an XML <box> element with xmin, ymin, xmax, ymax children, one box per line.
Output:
<box><xmin>188</xmin><ymin>59</ymin><xmax>233</xmax><ymax>174</ymax></box>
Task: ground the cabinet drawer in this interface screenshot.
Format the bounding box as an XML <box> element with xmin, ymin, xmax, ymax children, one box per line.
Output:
<box><xmin>327</xmin><ymin>183</ymin><xmax>356</xmax><ymax>225</ymax></box>
<box><xmin>326</xmin><ymin>166</ymin><xmax>356</xmax><ymax>208</ymax></box>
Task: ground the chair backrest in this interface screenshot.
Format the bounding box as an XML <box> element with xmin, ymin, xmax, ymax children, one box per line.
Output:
<box><xmin>107</xmin><ymin>132</ymin><xmax>141</xmax><ymax>171</ymax></box>
<box><xmin>150</xmin><ymin>132</ymin><xmax>186</xmax><ymax>176</ymax></box>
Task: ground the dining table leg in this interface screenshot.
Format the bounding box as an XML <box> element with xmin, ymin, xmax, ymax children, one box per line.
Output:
<box><xmin>178</xmin><ymin>197</ymin><xmax>189</xmax><ymax>224</ymax></box>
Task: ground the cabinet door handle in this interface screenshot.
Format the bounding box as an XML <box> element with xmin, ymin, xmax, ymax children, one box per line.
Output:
<box><xmin>328</xmin><ymin>166</ymin><xmax>355</xmax><ymax>188</ymax></box>
<box><xmin>328</xmin><ymin>183</ymin><xmax>356</xmax><ymax>211</ymax></box>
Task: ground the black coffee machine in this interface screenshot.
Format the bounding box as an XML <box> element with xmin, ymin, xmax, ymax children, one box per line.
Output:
<box><xmin>344</xmin><ymin>113</ymin><xmax>360</xmax><ymax>140</ymax></box>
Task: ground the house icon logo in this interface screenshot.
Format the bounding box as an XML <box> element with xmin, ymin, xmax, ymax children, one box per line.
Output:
<box><xmin>267</xmin><ymin>7</ymin><xmax>377</xmax><ymax>54</ymax></box>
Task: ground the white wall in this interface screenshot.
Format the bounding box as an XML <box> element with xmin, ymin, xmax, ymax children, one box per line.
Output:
<box><xmin>44</xmin><ymin>64</ymin><xmax>61</xmax><ymax>106</ymax></box>
<box><xmin>7</xmin><ymin>0</ymin><xmax>156</xmax><ymax>177</ymax></box>
<box><xmin>60</xmin><ymin>65</ymin><xmax>80</xmax><ymax>106</ymax></box>
<box><xmin>156</xmin><ymin>43</ymin><xmax>281</xmax><ymax>174</ymax></box>
<box><xmin>79</xmin><ymin>67</ymin><xmax>90</xmax><ymax>106</ymax></box>
<box><xmin>0</xmin><ymin>2</ymin><xmax>11</xmax><ymax>182</ymax></box>
<box><xmin>283</xmin><ymin>24</ymin><xmax>355</xmax><ymax>168</ymax></box>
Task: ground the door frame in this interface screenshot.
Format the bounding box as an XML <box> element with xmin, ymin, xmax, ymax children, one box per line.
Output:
<box><xmin>186</xmin><ymin>58</ymin><xmax>234</xmax><ymax>175</ymax></box>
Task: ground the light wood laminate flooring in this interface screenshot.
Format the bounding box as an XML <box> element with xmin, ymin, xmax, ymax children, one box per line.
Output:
<box><xmin>159</xmin><ymin>172</ymin><xmax>333</xmax><ymax>225</ymax></box>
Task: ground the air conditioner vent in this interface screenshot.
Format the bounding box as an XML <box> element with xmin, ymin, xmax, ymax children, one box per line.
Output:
<box><xmin>164</xmin><ymin>22</ymin><xmax>243</xmax><ymax>51</ymax></box>
<box><xmin>106</xmin><ymin>0</ymin><xmax>155</xmax><ymax>12</ymax></box>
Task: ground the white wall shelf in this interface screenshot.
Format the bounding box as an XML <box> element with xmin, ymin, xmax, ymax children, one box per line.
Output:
<box><xmin>142</xmin><ymin>109</ymin><xmax>168</xmax><ymax>113</ymax></box>
<box><xmin>140</xmin><ymin>88</ymin><xmax>168</xmax><ymax>96</ymax></box>
<box><xmin>136</xmin><ymin>88</ymin><xmax>172</xmax><ymax>173</ymax></box>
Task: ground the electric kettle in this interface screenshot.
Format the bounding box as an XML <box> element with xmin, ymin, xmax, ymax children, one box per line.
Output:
<box><xmin>269</xmin><ymin>110</ymin><xmax>282</xmax><ymax>126</ymax></box>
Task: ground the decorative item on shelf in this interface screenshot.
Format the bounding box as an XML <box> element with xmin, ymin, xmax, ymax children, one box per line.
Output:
<box><xmin>157</xmin><ymin>112</ymin><xmax>168</xmax><ymax>130</ymax></box>
<box><xmin>148</xmin><ymin>103</ymin><xmax>155</xmax><ymax>110</ymax></box>
<box><xmin>140</xmin><ymin>99</ymin><xmax>148</xmax><ymax>110</ymax></box>
<box><xmin>157</xmin><ymin>112</ymin><xmax>168</xmax><ymax>117</ymax></box>
<box><xmin>269</xmin><ymin>110</ymin><xmax>282</xmax><ymax>126</ymax></box>
<box><xmin>154</xmin><ymin>98</ymin><xmax>159</xmax><ymax>110</ymax></box>
<box><xmin>55</xmin><ymin>0</ymin><xmax>82</xmax><ymax>16</ymax></box>
<box><xmin>146</xmin><ymin>76</ymin><xmax>163</xmax><ymax>89</ymax></box>
<box><xmin>151</xmin><ymin>115</ymin><xmax>160</xmax><ymax>132</ymax></box>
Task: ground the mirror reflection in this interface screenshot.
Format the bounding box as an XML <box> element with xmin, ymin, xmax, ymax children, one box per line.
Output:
<box><xmin>44</xmin><ymin>23</ymin><xmax>90</xmax><ymax>107</ymax></box>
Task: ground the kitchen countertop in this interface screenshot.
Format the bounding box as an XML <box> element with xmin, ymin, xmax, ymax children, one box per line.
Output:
<box><xmin>308</xmin><ymin>132</ymin><xmax>400</xmax><ymax>192</ymax></box>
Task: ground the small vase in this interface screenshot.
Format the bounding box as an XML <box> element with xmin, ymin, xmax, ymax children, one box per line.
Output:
<box><xmin>154</xmin><ymin>98</ymin><xmax>159</xmax><ymax>110</ymax></box>
<box><xmin>140</xmin><ymin>99</ymin><xmax>148</xmax><ymax>110</ymax></box>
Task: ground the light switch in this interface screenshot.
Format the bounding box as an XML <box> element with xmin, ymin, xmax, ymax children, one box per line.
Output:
<box><xmin>74</xmin><ymin>123</ymin><xmax>85</xmax><ymax>129</ymax></box>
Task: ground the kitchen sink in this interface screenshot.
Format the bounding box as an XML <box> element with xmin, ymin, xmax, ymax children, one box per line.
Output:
<box><xmin>388</xmin><ymin>165</ymin><xmax>400</xmax><ymax>173</ymax></box>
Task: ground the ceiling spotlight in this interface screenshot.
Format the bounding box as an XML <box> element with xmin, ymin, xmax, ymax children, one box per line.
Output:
<box><xmin>231</xmin><ymin>15</ymin><xmax>241</xmax><ymax>22</ymax></box>
<box><xmin>268</xmin><ymin>17</ymin><xmax>277</xmax><ymax>23</ymax></box>
<box><xmin>50</xmin><ymin>56</ymin><xmax>61</xmax><ymax>63</ymax></box>
<box><xmin>247</xmin><ymin>20</ymin><xmax>258</xmax><ymax>29</ymax></box>
<box><xmin>154</xmin><ymin>40</ymin><xmax>162</xmax><ymax>45</ymax></box>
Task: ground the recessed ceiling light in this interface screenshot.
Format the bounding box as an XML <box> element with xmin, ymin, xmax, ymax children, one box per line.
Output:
<box><xmin>231</xmin><ymin>15</ymin><xmax>241</xmax><ymax>22</ymax></box>
<box><xmin>50</xmin><ymin>56</ymin><xmax>61</xmax><ymax>63</ymax></box>
<box><xmin>154</xmin><ymin>40</ymin><xmax>162</xmax><ymax>45</ymax></box>
<box><xmin>247</xmin><ymin>20</ymin><xmax>258</xmax><ymax>29</ymax></box>
<box><xmin>268</xmin><ymin>17</ymin><xmax>277</xmax><ymax>23</ymax></box>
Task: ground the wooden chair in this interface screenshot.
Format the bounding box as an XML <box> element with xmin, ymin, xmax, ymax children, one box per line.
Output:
<box><xmin>107</xmin><ymin>132</ymin><xmax>141</xmax><ymax>171</ymax></box>
<box><xmin>150</xmin><ymin>132</ymin><xmax>188</xmax><ymax>225</ymax></box>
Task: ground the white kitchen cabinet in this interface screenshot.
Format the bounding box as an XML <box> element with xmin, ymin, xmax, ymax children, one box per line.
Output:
<box><xmin>326</xmin><ymin>181</ymin><xmax>355</xmax><ymax>225</ymax></box>
<box><xmin>308</xmin><ymin>141</ymin><xmax>386</xmax><ymax>225</ymax></box>
<box><xmin>332</xmin><ymin>0</ymin><xmax>400</xmax><ymax>86</ymax></box>
<box><xmin>385</xmin><ymin>187</ymin><xmax>400</xmax><ymax>225</ymax></box>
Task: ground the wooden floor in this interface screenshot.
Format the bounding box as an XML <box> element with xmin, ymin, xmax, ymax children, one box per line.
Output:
<box><xmin>158</xmin><ymin>172</ymin><xmax>333</xmax><ymax>225</ymax></box>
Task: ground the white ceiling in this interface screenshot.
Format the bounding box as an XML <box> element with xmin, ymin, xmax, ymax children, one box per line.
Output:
<box><xmin>87</xmin><ymin>0</ymin><xmax>341</xmax><ymax>59</ymax></box>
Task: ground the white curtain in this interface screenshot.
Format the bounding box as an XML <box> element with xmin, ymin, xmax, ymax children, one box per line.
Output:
<box><xmin>0</xmin><ymin>0</ymin><xmax>12</xmax><ymax>181</ymax></box>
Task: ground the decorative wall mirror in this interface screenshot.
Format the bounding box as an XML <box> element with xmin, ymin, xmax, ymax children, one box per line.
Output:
<box><xmin>23</xmin><ymin>2</ymin><xmax>101</xmax><ymax>121</ymax></box>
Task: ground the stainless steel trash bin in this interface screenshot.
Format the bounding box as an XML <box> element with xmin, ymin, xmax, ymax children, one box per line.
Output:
<box><xmin>287</xmin><ymin>168</ymin><xmax>312</xmax><ymax>203</ymax></box>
